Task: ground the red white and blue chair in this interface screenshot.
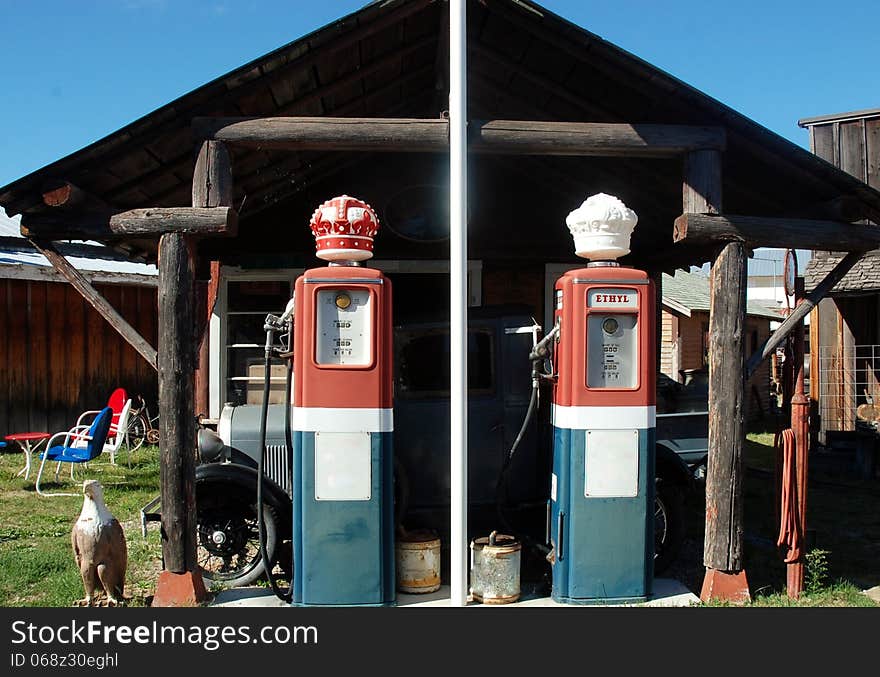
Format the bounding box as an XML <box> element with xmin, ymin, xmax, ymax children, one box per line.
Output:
<box><xmin>35</xmin><ymin>407</ymin><xmax>113</xmax><ymax>497</ymax></box>
<box><xmin>76</xmin><ymin>388</ymin><xmax>133</xmax><ymax>464</ymax></box>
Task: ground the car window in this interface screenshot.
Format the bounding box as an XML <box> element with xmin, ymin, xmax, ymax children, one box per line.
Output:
<box><xmin>396</xmin><ymin>328</ymin><xmax>494</xmax><ymax>398</ymax></box>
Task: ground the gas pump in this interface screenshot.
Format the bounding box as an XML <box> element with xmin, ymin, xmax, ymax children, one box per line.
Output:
<box><xmin>548</xmin><ymin>193</ymin><xmax>656</xmax><ymax>604</ymax></box>
<box><xmin>262</xmin><ymin>195</ymin><xmax>395</xmax><ymax>606</ymax></box>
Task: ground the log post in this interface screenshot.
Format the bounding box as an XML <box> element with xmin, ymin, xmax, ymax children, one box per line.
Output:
<box><xmin>152</xmin><ymin>232</ymin><xmax>205</xmax><ymax>606</ymax></box>
<box><xmin>192</xmin><ymin>141</ymin><xmax>232</xmax><ymax>418</ymax></box>
<box><xmin>684</xmin><ymin>150</ymin><xmax>752</xmax><ymax>603</ymax></box>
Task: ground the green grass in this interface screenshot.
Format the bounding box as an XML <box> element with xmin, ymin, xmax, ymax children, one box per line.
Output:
<box><xmin>0</xmin><ymin>445</ymin><xmax>162</xmax><ymax>607</ymax></box>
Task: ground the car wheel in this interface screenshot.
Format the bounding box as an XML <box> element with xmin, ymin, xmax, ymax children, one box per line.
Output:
<box><xmin>654</xmin><ymin>479</ymin><xmax>685</xmax><ymax>575</ymax></box>
<box><xmin>196</xmin><ymin>479</ymin><xmax>278</xmax><ymax>588</ymax></box>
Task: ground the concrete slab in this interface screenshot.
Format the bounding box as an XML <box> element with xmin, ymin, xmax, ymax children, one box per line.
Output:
<box><xmin>209</xmin><ymin>578</ymin><xmax>700</xmax><ymax>608</ymax></box>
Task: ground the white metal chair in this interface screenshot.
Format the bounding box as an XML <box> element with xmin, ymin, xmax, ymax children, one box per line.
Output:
<box><xmin>72</xmin><ymin>397</ymin><xmax>132</xmax><ymax>466</ymax></box>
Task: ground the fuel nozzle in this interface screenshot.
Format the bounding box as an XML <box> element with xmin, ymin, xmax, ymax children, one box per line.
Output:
<box><xmin>529</xmin><ymin>323</ymin><xmax>559</xmax><ymax>363</ymax></box>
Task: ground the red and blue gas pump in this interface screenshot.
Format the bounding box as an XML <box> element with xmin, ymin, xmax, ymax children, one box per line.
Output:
<box><xmin>261</xmin><ymin>195</ymin><xmax>395</xmax><ymax>606</ymax></box>
<box><xmin>548</xmin><ymin>193</ymin><xmax>656</xmax><ymax>603</ymax></box>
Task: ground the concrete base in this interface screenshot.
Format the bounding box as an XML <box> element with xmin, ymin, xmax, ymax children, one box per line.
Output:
<box><xmin>700</xmin><ymin>568</ymin><xmax>751</xmax><ymax>604</ymax></box>
<box><xmin>152</xmin><ymin>570</ymin><xmax>208</xmax><ymax>607</ymax></box>
<box><xmin>209</xmin><ymin>578</ymin><xmax>700</xmax><ymax>608</ymax></box>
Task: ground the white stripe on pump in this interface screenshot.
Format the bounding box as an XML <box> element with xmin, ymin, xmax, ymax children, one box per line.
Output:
<box><xmin>292</xmin><ymin>407</ymin><xmax>394</xmax><ymax>433</ymax></box>
<box><xmin>551</xmin><ymin>404</ymin><xmax>656</xmax><ymax>430</ymax></box>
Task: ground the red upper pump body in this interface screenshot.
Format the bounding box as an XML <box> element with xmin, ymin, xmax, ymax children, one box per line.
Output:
<box><xmin>293</xmin><ymin>265</ymin><xmax>393</xmax><ymax>410</ymax></box>
<box><xmin>553</xmin><ymin>265</ymin><xmax>655</xmax><ymax>408</ymax></box>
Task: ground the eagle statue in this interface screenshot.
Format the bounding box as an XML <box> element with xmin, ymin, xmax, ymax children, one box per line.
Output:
<box><xmin>71</xmin><ymin>479</ymin><xmax>127</xmax><ymax>606</ymax></box>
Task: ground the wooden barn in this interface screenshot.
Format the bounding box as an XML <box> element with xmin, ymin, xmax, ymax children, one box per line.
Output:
<box><xmin>0</xmin><ymin>209</ymin><xmax>157</xmax><ymax>434</ymax></box>
<box><xmin>2</xmin><ymin>0</ymin><xmax>880</xmax><ymax>604</ymax></box>
<box><xmin>800</xmin><ymin>109</ymin><xmax>880</xmax><ymax>445</ymax></box>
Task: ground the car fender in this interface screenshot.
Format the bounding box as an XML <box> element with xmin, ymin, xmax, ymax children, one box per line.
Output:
<box><xmin>196</xmin><ymin>462</ymin><xmax>292</xmax><ymax>530</ymax></box>
<box><xmin>654</xmin><ymin>441</ymin><xmax>694</xmax><ymax>490</ymax></box>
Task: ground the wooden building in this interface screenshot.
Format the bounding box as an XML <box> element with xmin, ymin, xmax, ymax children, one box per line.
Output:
<box><xmin>800</xmin><ymin>109</ymin><xmax>880</xmax><ymax>440</ymax></box>
<box><xmin>2</xmin><ymin>0</ymin><xmax>880</xmax><ymax>603</ymax></box>
<box><xmin>0</xmin><ymin>210</ymin><xmax>157</xmax><ymax>434</ymax></box>
<box><xmin>660</xmin><ymin>269</ymin><xmax>780</xmax><ymax>418</ymax></box>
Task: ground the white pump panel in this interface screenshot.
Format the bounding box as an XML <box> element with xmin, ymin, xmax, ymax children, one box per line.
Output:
<box><xmin>315</xmin><ymin>289</ymin><xmax>371</xmax><ymax>366</ymax></box>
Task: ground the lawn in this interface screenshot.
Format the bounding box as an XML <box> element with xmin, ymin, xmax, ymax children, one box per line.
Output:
<box><xmin>0</xmin><ymin>444</ymin><xmax>163</xmax><ymax>607</ymax></box>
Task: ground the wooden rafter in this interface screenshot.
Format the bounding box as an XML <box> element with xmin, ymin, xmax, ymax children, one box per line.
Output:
<box><xmin>674</xmin><ymin>213</ymin><xmax>880</xmax><ymax>251</ymax></box>
<box><xmin>193</xmin><ymin>116</ymin><xmax>725</xmax><ymax>157</ymax></box>
<box><xmin>21</xmin><ymin>206</ymin><xmax>237</xmax><ymax>240</ymax></box>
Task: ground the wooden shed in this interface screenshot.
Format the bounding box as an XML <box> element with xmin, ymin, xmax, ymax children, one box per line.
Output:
<box><xmin>800</xmin><ymin>109</ymin><xmax>880</xmax><ymax>442</ymax></box>
<box><xmin>0</xmin><ymin>209</ymin><xmax>157</xmax><ymax>434</ymax></box>
<box><xmin>2</xmin><ymin>0</ymin><xmax>880</xmax><ymax>604</ymax></box>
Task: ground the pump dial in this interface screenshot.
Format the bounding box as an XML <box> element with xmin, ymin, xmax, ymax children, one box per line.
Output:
<box><xmin>602</xmin><ymin>317</ymin><xmax>619</xmax><ymax>335</ymax></box>
<box><xmin>335</xmin><ymin>292</ymin><xmax>352</xmax><ymax>310</ymax></box>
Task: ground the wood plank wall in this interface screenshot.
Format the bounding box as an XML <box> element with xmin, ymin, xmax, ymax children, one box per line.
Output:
<box><xmin>661</xmin><ymin>309</ymin><xmax>772</xmax><ymax>418</ymax></box>
<box><xmin>0</xmin><ymin>279</ymin><xmax>157</xmax><ymax>436</ymax></box>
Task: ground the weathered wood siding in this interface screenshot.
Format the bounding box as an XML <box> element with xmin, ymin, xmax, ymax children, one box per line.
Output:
<box><xmin>661</xmin><ymin>308</ymin><xmax>771</xmax><ymax>417</ymax></box>
<box><xmin>0</xmin><ymin>279</ymin><xmax>157</xmax><ymax>435</ymax></box>
<box><xmin>809</xmin><ymin>116</ymin><xmax>880</xmax><ymax>194</ymax></box>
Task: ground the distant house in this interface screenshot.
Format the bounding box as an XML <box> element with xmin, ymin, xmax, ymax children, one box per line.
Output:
<box><xmin>800</xmin><ymin>108</ymin><xmax>880</xmax><ymax>441</ymax></box>
<box><xmin>661</xmin><ymin>269</ymin><xmax>783</xmax><ymax>417</ymax></box>
<box><xmin>0</xmin><ymin>208</ymin><xmax>158</xmax><ymax>434</ymax></box>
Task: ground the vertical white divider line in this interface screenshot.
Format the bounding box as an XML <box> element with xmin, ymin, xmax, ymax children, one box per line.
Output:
<box><xmin>449</xmin><ymin>0</ymin><xmax>468</xmax><ymax>607</ymax></box>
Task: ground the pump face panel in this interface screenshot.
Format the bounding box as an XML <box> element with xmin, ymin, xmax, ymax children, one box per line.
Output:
<box><xmin>315</xmin><ymin>289</ymin><xmax>372</xmax><ymax>366</ymax></box>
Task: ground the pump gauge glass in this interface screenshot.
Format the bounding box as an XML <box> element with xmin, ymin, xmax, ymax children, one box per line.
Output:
<box><xmin>602</xmin><ymin>317</ymin><xmax>619</xmax><ymax>335</ymax></box>
<box><xmin>335</xmin><ymin>292</ymin><xmax>352</xmax><ymax>310</ymax></box>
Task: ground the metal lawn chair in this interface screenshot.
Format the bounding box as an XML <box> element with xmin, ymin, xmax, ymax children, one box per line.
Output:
<box><xmin>76</xmin><ymin>388</ymin><xmax>132</xmax><ymax>464</ymax></box>
<box><xmin>35</xmin><ymin>407</ymin><xmax>113</xmax><ymax>497</ymax></box>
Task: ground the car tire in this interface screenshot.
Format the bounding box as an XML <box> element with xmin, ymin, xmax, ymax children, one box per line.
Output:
<box><xmin>196</xmin><ymin>477</ymin><xmax>278</xmax><ymax>588</ymax></box>
<box><xmin>654</xmin><ymin>478</ymin><xmax>686</xmax><ymax>575</ymax></box>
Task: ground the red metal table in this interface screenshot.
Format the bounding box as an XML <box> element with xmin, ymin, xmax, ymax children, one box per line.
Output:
<box><xmin>5</xmin><ymin>432</ymin><xmax>51</xmax><ymax>480</ymax></box>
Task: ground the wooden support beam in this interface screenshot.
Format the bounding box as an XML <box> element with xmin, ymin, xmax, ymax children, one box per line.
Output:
<box><xmin>157</xmin><ymin>232</ymin><xmax>198</xmax><ymax>574</ymax></box>
<box><xmin>27</xmin><ymin>238</ymin><xmax>158</xmax><ymax>370</ymax></box>
<box><xmin>21</xmin><ymin>206</ymin><xmax>237</xmax><ymax>240</ymax></box>
<box><xmin>705</xmin><ymin>240</ymin><xmax>748</xmax><ymax>572</ymax></box>
<box><xmin>674</xmin><ymin>213</ymin><xmax>880</xmax><ymax>251</ymax></box>
<box><xmin>745</xmin><ymin>251</ymin><xmax>864</xmax><ymax>378</ymax></box>
<box><xmin>473</xmin><ymin>120</ymin><xmax>725</xmax><ymax>157</ymax></box>
<box><xmin>192</xmin><ymin>140</ymin><xmax>232</xmax><ymax>417</ymax></box>
<box><xmin>192</xmin><ymin>116</ymin><xmax>725</xmax><ymax>157</ymax></box>
<box><xmin>686</xmin><ymin>149</ymin><xmax>752</xmax><ymax>601</ymax></box>
<box><xmin>193</xmin><ymin>116</ymin><xmax>449</xmax><ymax>152</ymax></box>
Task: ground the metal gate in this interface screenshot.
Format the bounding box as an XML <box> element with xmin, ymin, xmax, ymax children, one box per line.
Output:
<box><xmin>817</xmin><ymin>344</ymin><xmax>880</xmax><ymax>432</ymax></box>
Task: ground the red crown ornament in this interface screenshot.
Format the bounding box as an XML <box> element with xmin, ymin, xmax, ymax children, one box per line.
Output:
<box><xmin>309</xmin><ymin>195</ymin><xmax>380</xmax><ymax>262</ymax></box>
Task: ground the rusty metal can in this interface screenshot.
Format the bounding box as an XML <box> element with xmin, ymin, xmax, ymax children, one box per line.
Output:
<box><xmin>470</xmin><ymin>531</ymin><xmax>521</xmax><ymax>604</ymax></box>
<box><xmin>396</xmin><ymin>529</ymin><xmax>441</xmax><ymax>593</ymax></box>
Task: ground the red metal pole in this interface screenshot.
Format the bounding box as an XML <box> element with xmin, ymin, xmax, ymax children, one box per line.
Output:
<box><xmin>788</xmin><ymin>277</ymin><xmax>809</xmax><ymax>598</ymax></box>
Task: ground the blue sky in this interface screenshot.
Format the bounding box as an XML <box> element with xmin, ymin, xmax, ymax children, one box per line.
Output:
<box><xmin>0</xmin><ymin>0</ymin><xmax>877</xmax><ymax>189</ymax></box>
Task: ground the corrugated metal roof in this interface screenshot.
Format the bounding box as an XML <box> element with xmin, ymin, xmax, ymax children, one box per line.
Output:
<box><xmin>0</xmin><ymin>208</ymin><xmax>20</xmax><ymax>237</ymax></box>
<box><xmin>663</xmin><ymin>269</ymin><xmax>784</xmax><ymax>320</ymax></box>
<box><xmin>798</xmin><ymin>108</ymin><xmax>880</xmax><ymax>127</ymax></box>
<box><xmin>0</xmin><ymin>207</ymin><xmax>156</xmax><ymax>278</ymax></box>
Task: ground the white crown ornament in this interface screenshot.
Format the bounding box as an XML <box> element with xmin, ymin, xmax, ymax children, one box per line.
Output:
<box><xmin>565</xmin><ymin>193</ymin><xmax>638</xmax><ymax>261</ymax></box>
